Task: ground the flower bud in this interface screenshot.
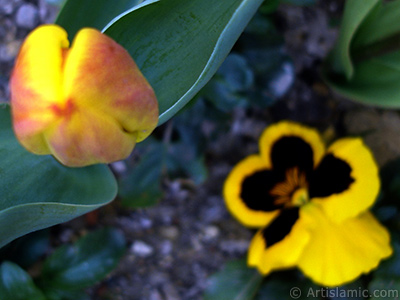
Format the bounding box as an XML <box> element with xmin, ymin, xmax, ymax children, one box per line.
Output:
<box><xmin>10</xmin><ymin>25</ymin><xmax>158</xmax><ymax>167</ymax></box>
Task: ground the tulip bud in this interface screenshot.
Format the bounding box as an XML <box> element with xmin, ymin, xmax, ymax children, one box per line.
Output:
<box><xmin>10</xmin><ymin>25</ymin><xmax>158</xmax><ymax>167</ymax></box>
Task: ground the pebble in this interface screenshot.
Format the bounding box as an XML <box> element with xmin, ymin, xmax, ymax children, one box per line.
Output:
<box><xmin>149</xmin><ymin>290</ymin><xmax>163</xmax><ymax>300</ymax></box>
<box><xmin>159</xmin><ymin>240</ymin><xmax>173</xmax><ymax>256</ymax></box>
<box><xmin>15</xmin><ymin>4</ymin><xmax>39</xmax><ymax>29</ymax></box>
<box><xmin>219</xmin><ymin>240</ymin><xmax>250</xmax><ymax>255</ymax></box>
<box><xmin>0</xmin><ymin>40</ymin><xmax>21</xmax><ymax>62</ymax></box>
<box><xmin>131</xmin><ymin>240</ymin><xmax>154</xmax><ymax>257</ymax></box>
<box><xmin>202</xmin><ymin>225</ymin><xmax>220</xmax><ymax>241</ymax></box>
<box><xmin>159</xmin><ymin>226</ymin><xmax>179</xmax><ymax>240</ymax></box>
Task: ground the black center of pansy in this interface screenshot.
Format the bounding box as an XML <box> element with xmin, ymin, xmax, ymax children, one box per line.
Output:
<box><xmin>240</xmin><ymin>136</ymin><xmax>314</xmax><ymax>211</ymax></box>
<box><xmin>308</xmin><ymin>154</ymin><xmax>355</xmax><ymax>198</ymax></box>
<box><xmin>271</xmin><ymin>136</ymin><xmax>314</xmax><ymax>177</ymax></box>
<box><xmin>239</xmin><ymin>136</ymin><xmax>355</xmax><ymax>213</ymax></box>
<box><xmin>261</xmin><ymin>208</ymin><xmax>299</xmax><ymax>247</ymax></box>
<box><xmin>241</xmin><ymin>170</ymin><xmax>286</xmax><ymax>211</ymax></box>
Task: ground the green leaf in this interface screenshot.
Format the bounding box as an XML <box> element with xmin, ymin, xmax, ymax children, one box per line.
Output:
<box><xmin>44</xmin><ymin>289</ymin><xmax>90</xmax><ymax>300</ymax></box>
<box><xmin>103</xmin><ymin>0</ymin><xmax>264</xmax><ymax>124</ymax></box>
<box><xmin>324</xmin><ymin>51</ymin><xmax>400</xmax><ymax>107</ymax></box>
<box><xmin>353</xmin><ymin>0</ymin><xmax>400</xmax><ymax>49</ymax></box>
<box><xmin>0</xmin><ymin>230</ymin><xmax>50</xmax><ymax>269</ymax></box>
<box><xmin>118</xmin><ymin>140</ymin><xmax>164</xmax><ymax>208</ymax></box>
<box><xmin>203</xmin><ymin>54</ymin><xmax>254</xmax><ymax>112</ymax></box>
<box><xmin>254</xmin><ymin>271</ymin><xmax>320</xmax><ymax>300</ymax></box>
<box><xmin>204</xmin><ymin>259</ymin><xmax>263</xmax><ymax>300</ymax></box>
<box><xmin>0</xmin><ymin>105</ymin><xmax>117</xmax><ymax>248</ymax></box>
<box><xmin>55</xmin><ymin>0</ymin><xmax>145</xmax><ymax>40</ymax></box>
<box><xmin>41</xmin><ymin>228</ymin><xmax>126</xmax><ymax>291</ymax></box>
<box><xmin>0</xmin><ymin>261</ymin><xmax>46</xmax><ymax>300</ymax></box>
<box><xmin>329</xmin><ymin>0</ymin><xmax>379</xmax><ymax>79</ymax></box>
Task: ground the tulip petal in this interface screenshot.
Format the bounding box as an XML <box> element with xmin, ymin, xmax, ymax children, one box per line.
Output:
<box><xmin>10</xmin><ymin>25</ymin><xmax>69</xmax><ymax>154</ymax></box>
<box><xmin>44</xmin><ymin>108</ymin><xmax>136</xmax><ymax>167</ymax></box>
<box><xmin>310</xmin><ymin>138</ymin><xmax>380</xmax><ymax>223</ymax></box>
<box><xmin>63</xmin><ymin>28</ymin><xmax>158</xmax><ymax>142</ymax></box>
<box><xmin>298</xmin><ymin>204</ymin><xmax>392</xmax><ymax>287</ymax></box>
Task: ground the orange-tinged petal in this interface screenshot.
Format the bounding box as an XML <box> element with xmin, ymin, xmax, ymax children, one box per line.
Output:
<box><xmin>10</xmin><ymin>25</ymin><xmax>69</xmax><ymax>154</ymax></box>
<box><xmin>63</xmin><ymin>28</ymin><xmax>158</xmax><ymax>142</ymax></box>
<box><xmin>45</xmin><ymin>107</ymin><xmax>137</xmax><ymax>167</ymax></box>
<box><xmin>10</xmin><ymin>25</ymin><xmax>159</xmax><ymax>166</ymax></box>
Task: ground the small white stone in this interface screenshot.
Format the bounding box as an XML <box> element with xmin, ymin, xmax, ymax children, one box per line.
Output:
<box><xmin>131</xmin><ymin>240</ymin><xmax>154</xmax><ymax>257</ymax></box>
<box><xmin>202</xmin><ymin>225</ymin><xmax>220</xmax><ymax>241</ymax></box>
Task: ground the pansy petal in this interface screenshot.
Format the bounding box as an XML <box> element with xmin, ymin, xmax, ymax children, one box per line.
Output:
<box><xmin>63</xmin><ymin>28</ymin><xmax>158</xmax><ymax>142</ymax></box>
<box><xmin>10</xmin><ymin>25</ymin><xmax>69</xmax><ymax>153</ymax></box>
<box><xmin>223</xmin><ymin>155</ymin><xmax>281</xmax><ymax>228</ymax></box>
<box><xmin>44</xmin><ymin>108</ymin><xmax>136</xmax><ymax>167</ymax></box>
<box><xmin>259</xmin><ymin>121</ymin><xmax>325</xmax><ymax>173</ymax></box>
<box><xmin>248</xmin><ymin>208</ymin><xmax>310</xmax><ymax>274</ymax></box>
<box><xmin>298</xmin><ymin>204</ymin><xmax>392</xmax><ymax>287</ymax></box>
<box><xmin>310</xmin><ymin>138</ymin><xmax>380</xmax><ymax>223</ymax></box>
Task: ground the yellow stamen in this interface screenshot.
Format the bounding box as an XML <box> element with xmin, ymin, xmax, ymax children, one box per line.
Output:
<box><xmin>270</xmin><ymin>167</ymin><xmax>309</xmax><ymax>207</ymax></box>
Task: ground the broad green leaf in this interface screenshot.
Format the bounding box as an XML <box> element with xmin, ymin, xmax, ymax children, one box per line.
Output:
<box><xmin>41</xmin><ymin>228</ymin><xmax>125</xmax><ymax>291</ymax></box>
<box><xmin>103</xmin><ymin>0</ymin><xmax>264</xmax><ymax>124</ymax></box>
<box><xmin>204</xmin><ymin>259</ymin><xmax>263</xmax><ymax>300</ymax></box>
<box><xmin>0</xmin><ymin>105</ymin><xmax>117</xmax><ymax>248</ymax></box>
<box><xmin>324</xmin><ymin>51</ymin><xmax>400</xmax><ymax>107</ymax></box>
<box><xmin>353</xmin><ymin>0</ymin><xmax>400</xmax><ymax>49</ymax></box>
<box><xmin>329</xmin><ymin>0</ymin><xmax>379</xmax><ymax>79</ymax></box>
<box><xmin>0</xmin><ymin>261</ymin><xmax>47</xmax><ymax>300</ymax></box>
<box><xmin>55</xmin><ymin>0</ymin><xmax>145</xmax><ymax>40</ymax></box>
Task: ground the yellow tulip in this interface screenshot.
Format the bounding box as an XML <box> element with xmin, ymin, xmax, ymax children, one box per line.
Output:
<box><xmin>10</xmin><ymin>25</ymin><xmax>158</xmax><ymax>167</ymax></box>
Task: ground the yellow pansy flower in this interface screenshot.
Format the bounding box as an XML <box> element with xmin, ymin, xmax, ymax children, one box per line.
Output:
<box><xmin>223</xmin><ymin>121</ymin><xmax>392</xmax><ymax>287</ymax></box>
<box><xmin>10</xmin><ymin>25</ymin><xmax>158</xmax><ymax>167</ymax></box>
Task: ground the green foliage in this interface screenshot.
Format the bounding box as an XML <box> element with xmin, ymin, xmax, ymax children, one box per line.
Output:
<box><xmin>202</xmin><ymin>12</ymin><xmax>294</xmax><ymax>110</ymax></box>
<box><xmin>118</xmin><ymin>139</ymin><xmax>164</xmax><ymax>208</ymax></box>
<box><xmin>118</xmin><ymin>7</ymin><xmax>293</xmax><ymax>208</ymax></box>
<box><xmin>0</xmin><ymin>228</ymin><xmax>126</xmax><ymax>300</ymax></box>
<box><xmin>40</xmin><ymin>228</ymin><xmax>126</xmax><ymax>291</ymax></box>
<box><xmin>0</xmin><ymin>0</ymin><xmax>267</xmax><ymax>248</ymax></box>
<box><xmin>0</xmin><ymin>262</ymin><xmax>46</xmax><ymax>300</ymax></box>
<box><xmin>56</xmin><ymin>0</ymin><xmax>145</xmax><ymax>40</ymax></box>
<box><xmin>0</xmin><ymin>105</ymin><xmax>117</xmax><ymax>248</ymax></box>
<box><xmin>119</xmin><ymin>100</ymin><xmax>211</xmax><ymax>208</ymax></box>
<box><xmin>203</xmin><ymin>259</ymin><xmax>263</xmax><ymax>300</ymax></box>
<box><xmin>324</xmin><ymin>0</ymin><xmax>400</xmax><ymax>107</ymax></box>
<box><xmin>102</xmin><ymin>0</ymin><xmax>265</xmax><ymax>124</ymax></box>
<box><xmin>0</xmin><ymin>230</ymin><xmax>50</xmax><ymax>269</ymax></box>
